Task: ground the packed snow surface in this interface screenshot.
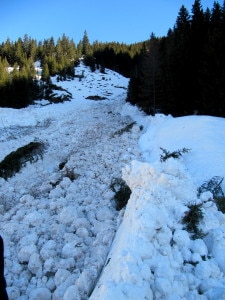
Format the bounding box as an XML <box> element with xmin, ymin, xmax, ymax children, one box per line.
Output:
<box><xmin>1</xmin><ymin>63</ymin><xmax>225</xmax><ymax>299</ymax></box>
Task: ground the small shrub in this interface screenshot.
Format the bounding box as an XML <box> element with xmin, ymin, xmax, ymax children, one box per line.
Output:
<box><xmin>197</xmin><ymin>176</ymin><xmax>224</xmax><ymax>198</ymax></box>
<box><xmin>197</xmin><ymin>176</ymin><xmax>225</xmax><ymax>213</ymax></box>
<box><xmin>113</xmin><ymin>122</ymin><xmax>136</xmax><ymax>137</ymax></box>
<box><xmin>160</xmin><ymin>147</ymin><xmax>190</xmax><ymax>162</ymax></box>
<box><xmin>182</xmin><ymin>203</ymin><xmax>204</xmax><ymax>239</ymax></box>
<box><xmin>0</xmin><ymin>141</ymin><xmax>44</xmax><ymax>180</ymax></box>
<box><xmin>110</xmin><ymin>178</ymin><xmax>131</xmax><ymax>210</ymax></box>
<box><xmin>64</xmin><ymin>167</ymin><xmax>80</xmax><ymax>181</ymax></box>
<box><xmin>44</xmin><ymin>83</ymin><xmax>72</xmax><ymax>103</ymax></box>
<box><xmin>85</xmin><ymin>95</ymin><xmax>107</xmax><ymax>100</ymax></box>
<box><xmin>214</xmin><ymin>197</ymin><xmax>225</xmax><ymax>213</ymax></box>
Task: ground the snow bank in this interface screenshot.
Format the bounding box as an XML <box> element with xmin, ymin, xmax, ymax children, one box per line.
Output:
<box><xmin>91</xmin><ymin>112</ymin><xmax>225</xmax><ymax>299</ymax></box>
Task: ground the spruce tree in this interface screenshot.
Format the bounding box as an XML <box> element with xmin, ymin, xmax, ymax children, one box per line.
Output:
<box><xmin>41</xmin><ymin>62</ymin><xmax>50</xmax><ymax>82</ymax></box>
<box><xmin>82</xmin><ymin>30</ymin><xmax>90</xmax><ymax>56</ymax></box>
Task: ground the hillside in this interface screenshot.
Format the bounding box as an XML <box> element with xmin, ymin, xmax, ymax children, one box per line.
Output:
<box><xmin>1</xmin><ymin>64</ymin><xmax>225</xmax><ymax>299</ymax></box>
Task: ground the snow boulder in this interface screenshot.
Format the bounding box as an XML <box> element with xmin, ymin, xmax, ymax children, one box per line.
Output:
<box><xmin>18</xmin><ymin>244</ymin><xmax>38</xmax><ymax>263</ymax></box>
<box><xmin>204</xmin><ymin>228</ymin><xmax>225</xmax><ymax>274</ymax></box>
<box><xmin>57</xmin><ymin>206</ymin><xmax>78</xmax><ymax>225</ymax></box>
<box><xmin>54</xmin><ymin>269</ymin><xmax>71</xmax><ymax>287</ymax></box>
<box><xmin>29</xmin><ymin>287</ymin><xmax>51</xmax><ymax>300</ymax></box>
<box><xmin>40</xmin><ymin>240</ymin><xmax>57</xmax><ymax>260</ymax></box>
<box><xmin>28</xmin><ymin>253</ymin><xmax>42</xmax><ymax>276</ymax></box>
<box><xmin>63</xmin><ymin>285</ymin><xmax>81</xmax><ymax>300</ymax></box>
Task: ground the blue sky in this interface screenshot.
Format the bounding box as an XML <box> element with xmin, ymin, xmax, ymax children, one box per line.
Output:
<box><xmin>0</xmin><ymin>0</ymin><xmax>223</xmax><ymax>44</ymax></box>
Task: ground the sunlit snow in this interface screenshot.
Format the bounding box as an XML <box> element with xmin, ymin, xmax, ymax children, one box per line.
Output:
<box><xmin>1</xmin><ymin>63</ymin><xmax>225</xmax><ymax>300</ymax></box>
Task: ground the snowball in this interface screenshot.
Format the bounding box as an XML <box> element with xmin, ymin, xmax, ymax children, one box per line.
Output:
<box><xmin>60</xmin><ymin>177</ymin><xmax>72</xmax><ymax>189</ymax></box>
<box><xmin>40</xmin><ymin>240</ymin><xmax>56</xmax><ymax>258</ymax></box>
<box><xmin>29</xmin><ymin>287</ymin><xmax>51</xmax><ymax>300</ymax></box>
<box><xmin>18</xmin><ymin>244</ymin><xmax>38</xmax><ymax>263</ymax></box>
<box><xmin>195</xmin><ymin>260</ymin><xmax>221</xmax><ymax>280</ymax></box>
<box><xmin>76</xmin><ymin>269</ymin><xmax>95</xmax><ymax>295</ymax></box>
<box><xmin>190</xmin><ymin>239</ymin><xmax>208</xmax><ymax>257</ymax></box>
<box><xmin>156</xmin><ymin>226</ymin><xmax>172</xmax><ymax>246</ymax></box>
<box><xmin>200</xmin><ymin>191</ymin><xmax>213</xmax><ymax>202</ymax></box>
<box><xmin>63</xmin><ymin>285</ymin><xmax>81</xmax><ymax>300</ymax></box>
<box><xmin>191</xmin><ymin>252</ymin><xmax>202</xmax><ymax>263</ymax></box>
<box><xmin>10</xmin><ymin>261</ymin><xmax>23</xmax><ymax>275</ymax></box>
<box><xmin>28</xmin><ymin>253</ymin><xmax>42</xmax><ymax>276</ymax></box>
<box><xmin>57</xmin><ymin>206</ymin><xmax>78</xmax><ymax>225</ymax></box>
<box><xmin>46</xmin><ymin>277</ymin><xmax>56</xmax><ymax>291</ymax></box>
<box><xmin>58</xmin><ymin>258</ymin><xmax>76</xmax><ymax>269</ymax></box>
<box><xmin>155</xmin><ymin>277</ymin><xmax>173</xmax><ymax>296</ymax></box>
<box><xmin>154</xmin><ymin>259</ymin><xmax>174</xmax><ymax>283</ymax></box>
<box><xmin>43</xmin><ymin>258</ymin><xmax>55</xmax><ymax>273</ymax></box>
<box><xmin>23</xmin><ymin>211</ymin><xmax>45</xmax><ymax>226</ymax></box>
<box><xmin>204</xmin><ymin>228</ymin><xmax>225</xmax><ymax>274</ymax></box>
<box><xmin>19</xmin><ymin>194</ymin><xmax>35</xmax><ymax>203</ymax></box>
<box><xmin>54</xmin><ymin>269</ymin><xmax>71</xmax><ymax>287</ymax></box>
<box><xmin>71</xmin><ymin>218</ymin><xmax>90</xmax><ymax>231</ymax></box>
<box><xmin>53</xmin><ymin>274</ymin><xmax>77</xmax><ymax>300</ymax></box>
<box><xmin>7</xmin><ymin>286</ymin><xmax>20</xmax><ymax>300</ymax></box>
<box><xmin>96</xmin><ymin>207</ymin><xmax>114</xmax><ymax>221</ymax></box>
<box><xmin>173</xmin><ymin>229</ymin><xmax>190</xmax><ymax>248</ymax></box>
<box><xmin>76</xmin><ymin>227</ymin><xmax>90</xmax><ymax>238</ymax></box>
<box><xmin>103</xmin><ymin>190</ymin><xmax>115</xmax><ymax>200</ymax></box>
<box><xmin>18</xmin><ymin>233</ymin><xmax>38</xmax><ymax>248</ymax></box>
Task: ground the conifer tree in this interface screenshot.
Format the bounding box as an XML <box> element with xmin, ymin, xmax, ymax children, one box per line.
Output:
<box><xmin>82</xmin><ymin>30</ymin><xmax>90</xmax><ymax>56</ymax></box>
<box><xmin>41</xmin><ymin>62</ymin><xmax>50</xmax><ymax>82</ymax></box>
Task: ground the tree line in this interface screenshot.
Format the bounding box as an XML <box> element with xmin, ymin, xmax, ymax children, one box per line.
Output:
<box><xmin>127</xmin><ymin>0</ymin><xmax>225</xmax><ymax>116</ymax></box>
<box><xmin>0</xmin><ymin>31</ymin><xmax>143</xmax><ymax>108</ymax></box>
<box><xmin>0</xmin><ymin>34</ymin><xmax>80</xmax><ymax>108</ymax></box>
<box><xmin>1</xmin><ymin>0</ymin><xmax>225</xmax><ymax>117</ymax></box>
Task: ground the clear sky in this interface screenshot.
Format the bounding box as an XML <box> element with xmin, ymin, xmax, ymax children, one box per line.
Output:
<box><xmin>0</xmin><ymin>0</ymin><xmax>224</xmax><ymax>44</ymax></box>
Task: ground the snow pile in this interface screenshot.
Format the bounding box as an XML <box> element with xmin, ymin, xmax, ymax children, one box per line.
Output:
<box><xmin>1</xmin><ymin>62</ymin><xmax>225</xmax><ymax>299</ymax></box>
<box><xmin>91</xmin><ymin>114</ymin><xmax>225</xmax><ymax>299</ymax></box>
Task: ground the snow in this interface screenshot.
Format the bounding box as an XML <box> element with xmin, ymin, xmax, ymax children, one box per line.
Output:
<box><xmin>1</xmin><ymin>63</ymin><xmax>225</xmax><ymax>299</ymax></box>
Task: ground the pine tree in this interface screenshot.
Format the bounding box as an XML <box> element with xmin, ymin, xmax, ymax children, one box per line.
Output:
<box><xmin>82</xmin><ymin>30</ymin><xmax>90</xmax><ymax>56</ymax></box>
<box><xmin>41</xmin><ymin>62</ymin><xmax>50</xmax><ymax>82</ymax></box>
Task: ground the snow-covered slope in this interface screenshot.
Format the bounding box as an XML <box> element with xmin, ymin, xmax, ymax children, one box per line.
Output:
<box><xmin>1</xmin><ymin>63</ymin><xmax>225</xmax><ymax>299</ymax></box>
<box><xmin>0</xmin><ymin>64</ymin><xmax>141</xmax><ymax>300</ymax></box>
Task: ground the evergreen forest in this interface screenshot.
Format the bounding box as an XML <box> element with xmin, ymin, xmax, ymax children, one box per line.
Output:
<box><xmin>0</xmin><ymin>0</ymin><xmax>225</xmax><ymax>117</ymax></box>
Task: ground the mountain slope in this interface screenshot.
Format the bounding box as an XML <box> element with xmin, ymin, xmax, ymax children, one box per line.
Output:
<box><xmin>1</xmin><ymin>64</ymin><xmax>225</xmax><ymax>300</ymax></box>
